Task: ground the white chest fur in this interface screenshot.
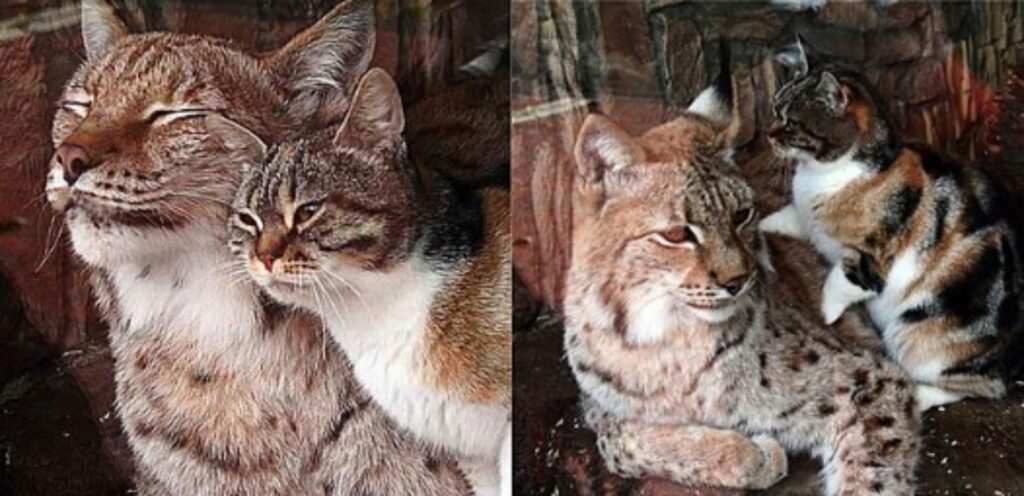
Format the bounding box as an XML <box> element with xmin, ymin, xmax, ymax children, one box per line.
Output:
<box><xmin>791</xmin><ymin>150</ymin><xmax>869</xmax><ymax>262</ymax></box>
<box><xmin>319</xmin><ymin>260</ymin><xmax>508</xmax><ymax>461</ymax></box>
<box><xmin>108</xmin><ymin>226</ymin><xmax>262</xmax><ymax>353</ymax></box>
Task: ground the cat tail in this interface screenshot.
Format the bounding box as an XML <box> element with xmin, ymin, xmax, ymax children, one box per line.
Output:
<box><xmin>686</xmin><ymin>40</ymin><xmax>732</xmax><ymax>126</ymax></box>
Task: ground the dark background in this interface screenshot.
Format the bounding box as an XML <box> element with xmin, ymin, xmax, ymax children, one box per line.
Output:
<box><xmin>0</xmin><ymin>0</ymin><xmax>507</xmax><ymax>493</ymax></box>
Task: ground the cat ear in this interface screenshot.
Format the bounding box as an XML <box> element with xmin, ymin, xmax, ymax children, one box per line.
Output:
<box><xmin>574</xmin><ymin>113</ymin><xmax>645</xmax><ymax>185</ymax></box>
<box><xmin>206</xmin><ymin>114</ymin><xmax>267</xmax><ymax>166</ymax></box>
<box><xmin>775</xmin><ymin>34</ymin><xmax>809</xmax><ymax>78</ymax></box>
<box><xmin>269</xmin><ymin>0</ymin><xmax>376</xmax><ymax>125</ymax></box>
<box><xmin>817</xmin><ymin>71</ymin><xmax>848</xmax><ymax>115</ymax></box>
<box><xmin>334</xmin><ymin>68</ymin><xmax>404</xmax><ymax>145</ymax></box>
<box><xmin>81</xmin><ymin>0</ymin><xmax>129</xmax><ymax>61</ymax></box>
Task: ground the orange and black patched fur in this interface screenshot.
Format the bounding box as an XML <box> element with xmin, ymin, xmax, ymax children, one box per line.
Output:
<box><xmin>762</xmin><ymin>38</ymin><xmax>1024</xmax><ymax>411</ymax></box>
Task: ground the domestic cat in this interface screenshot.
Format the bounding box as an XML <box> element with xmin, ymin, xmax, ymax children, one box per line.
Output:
<box><xmin>564</xmin><ymin>78</ymin><xmax>920</xmax><ymax>495</ymax></box>
<box><xmin>229</xmin><ymin>68</ymin><xmax>512</xmax><ymax>496</ymax></box>
<box><xmin>45</xmin><ymin>1</ymin><xmax>469</xmax><ymax>494</ymax></box>
<box><xmin>761</xmin><ymin>38</ymin><xmax>1023</xmax><ymax>410</ymax></box>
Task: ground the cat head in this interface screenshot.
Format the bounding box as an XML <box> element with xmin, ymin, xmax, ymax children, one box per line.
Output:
<box><xmin>48</xmin><ymin>0</ymin><xmax>375</xmax><ymax>268</ymax></box>
<box><xmin>228</xmin><ymin>68</ymin><xmax>416</xmax><ymax>306</ymax></box>
<box><xmin>770</xmin><ymin>36</ymin><xmax>894</xmax><ymax>164</ymax></box>
<box><xmin>569</xmin><ymin>110</ymin><xmax>767</xmax><ymax>340</ymax></box>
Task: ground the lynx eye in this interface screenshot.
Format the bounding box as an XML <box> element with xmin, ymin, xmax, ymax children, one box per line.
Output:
<box><xmin>655</xmin><ymin>226</ymin><xmax>698</xmax><ymax>247</ymax></box>
<box><xmin>61</xmin><ymin>101</ymin><xmax>90</xmax><ymax>117</ymax></box>
<box><xmin>235</xmin><ymin>211</ymin><xmax>261</xmax><ymax>233</ymax></box>
<box><xmin>732</xmin><ymin>208</ymin><xmax>754</xmax><ymax>228</ymax></box>
<box><xmin>294</xmin><ymin>201</ymin><xmax>323</xmax><ymax>225</ymax></box>
<box><xmin>145</xmin><ymin>106</ymin><xmax>210</xmax><ymax>125</ymax></box>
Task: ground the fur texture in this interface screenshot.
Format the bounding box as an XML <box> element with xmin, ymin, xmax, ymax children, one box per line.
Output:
<box><xmin>764</xmin><ymin>40</ymin><xmax>1023</xmax><ymax>409</ymax></box>
<box><xmin>564</xmin><ymin>88</ymin><xmax>920</xmax><ymax>495</ymax></box>
<box><xmin>229</xmin><ymin>69</ymin><xmax>511</xmax><ymax>496</ymax></box>
<box><xmin>46</xmin><ymin>1</ymin><xmax>469</xmax><ymax>494</ymax></box>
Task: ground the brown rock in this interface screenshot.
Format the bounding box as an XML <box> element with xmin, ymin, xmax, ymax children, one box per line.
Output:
<box><xmin>903</xmin><ymin>57</ymin><xmax>947</xmax><ymax>104</ymax></box>
<box><xmin>868</xmin><ymin>27</ymin><xmax>923</xmax><ymax>64</ymax></box>
<box><xmin>817</xmin><ymin>1</ymin><xmax>879</xmax><ymax>32</ymax></box>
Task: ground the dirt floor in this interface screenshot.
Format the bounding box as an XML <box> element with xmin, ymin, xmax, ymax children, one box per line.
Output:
<box><xmin>513</xmin><ymin>312</ymin><xmax>1024</xmax><ymax>496</ymax></box>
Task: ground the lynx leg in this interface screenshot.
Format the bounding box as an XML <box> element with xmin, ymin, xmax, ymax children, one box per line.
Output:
<box><xmin>822</xmin><ymin>263</ymin><xmax>877</xmax><ymax>325</ymax></box>
<box><xmin>759</xmin><ymin>204</ymin><xmax>804</xmax><ymax>239</ymax></box>
<box><xmin>585</xmin><ymin>407</ymin><xmax>786</xmax><ymax>489</ymax></box>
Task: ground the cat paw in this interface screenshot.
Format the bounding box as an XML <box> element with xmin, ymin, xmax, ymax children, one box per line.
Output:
<box><xmin>821</xmin><ymin>298</ymin><xmax>846</xmax><ymax>326</ymax></box>
<box><xmin>914</xmin><ymin>384</ymin><xmax>965</xmax><ymax>412</ymax></box>
<box><xmin>758</xmin><ymin>206</ymin><xmax>803</xmax><ymax>239</ymax></box>
<box><xmin>750</xmin><ymin>434</ymin><xmax>788</xmax><ymax>489</ymax></box>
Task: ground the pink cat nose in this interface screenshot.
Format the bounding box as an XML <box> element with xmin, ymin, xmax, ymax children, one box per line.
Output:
<box><xmin>258</xmin><ymin>253</ymin><xmax>276</xmax><ymax>271</ymax></box>
<box><xmin>55</xmin><ymin>144</ymin><xmax>93</xmax><ymax>184</ymax></box>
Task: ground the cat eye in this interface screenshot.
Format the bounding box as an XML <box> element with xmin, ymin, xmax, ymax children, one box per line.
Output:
<box><xmin>235</xmin><ymin>211</ymin><xmax>261</xmax><ymax>232</ymax></box>
<box><xmin>655</xmin><ymin>226</ymin><xmax>698</xmax><ymax>247</ymax></box>
<box><xmin>732</xmin><ymin>208</ymin><xmax>754</xmax><ymax>228</ymax></box>
<box><xmin>293</xmin><ymin>201</ymin><xmax>323</xmax><ymax>225</ymax></box>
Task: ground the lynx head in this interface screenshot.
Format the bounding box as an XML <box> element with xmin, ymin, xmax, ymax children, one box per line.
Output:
<box><xmin>47</xmin><ymin>0</ymin><xmax>374</xmax><ymax>269</ymax></box>
<box><xmin>770</xmin><ymin>36</ymin><xmax>894</xmax><ymax>165</ymax></box>
<box><xmin>228</xmin><ymin>69</ymin><xmax>416</xmax><ymax>307</ymax></box>
<box><xmin>569</xmin><ymin>112</ymin><xmax>767</xmax><ymax>343</ymax></box>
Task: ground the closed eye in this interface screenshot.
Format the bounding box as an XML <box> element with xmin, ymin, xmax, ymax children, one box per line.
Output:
<box><xmin>146</xmin><ymin>106</ymin><xmax>212</xmax><ymax>125</ymax></box>
<box><xmin>60</xmin><ymin>100</ymin><xmax>90</xmax><ymax>117</ymax></box>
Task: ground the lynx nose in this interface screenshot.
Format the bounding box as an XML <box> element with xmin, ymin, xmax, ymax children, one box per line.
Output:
<box><xmin>55</xmin><ymin>144</ymin><xmax>93</xmax><ymax>184</ymax></box>
<box><xmin>721</xmin><ymin>274</ymin><xmax>749</xmax><ymax>296</ymax></box>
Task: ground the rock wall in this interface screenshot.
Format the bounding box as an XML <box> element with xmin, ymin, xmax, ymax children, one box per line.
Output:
<box><xmin>512</xmin><ymin>0</ymin><xmax>1024</xmax><ymax>309</ymax></box>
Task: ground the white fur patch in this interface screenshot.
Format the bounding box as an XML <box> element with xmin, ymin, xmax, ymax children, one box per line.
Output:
<box><xmin>687</xmin><ymin>86</ymin><xmax>727</xmax><ymax>124</ymax></box>
<box><xmin>914</xmin><ymin>384</ymin><xmax>964</xmax><ymax>413</ymax></box>
<box><xmin>306</xmin><ymin>257</ymin><xmax>508</xmax><ymax>494</ymax></box>
<box><xmin>821</xmin><ymin>263</ymin><xmax>877</xmax><ymax>325</ymax></box>
<box><xmin>790</xmin><ymin>149</ymin><xmax>868</xmax><ymax>262</ymax></box>
<box><xmin>759</xmin><ymin>204</ymin><xmax>804</xmax><ymax>239</ymax></box>
<box><xmin>625</xmin><ymin>296</ymin><xmax>677</xmax><ymax>345</ymax></box>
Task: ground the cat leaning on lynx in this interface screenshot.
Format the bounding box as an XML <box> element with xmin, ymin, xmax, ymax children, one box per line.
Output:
<box><xmin>45</xmin><ymin>0</ymin><xmax>470</xmax><ymax>494</ymax></box>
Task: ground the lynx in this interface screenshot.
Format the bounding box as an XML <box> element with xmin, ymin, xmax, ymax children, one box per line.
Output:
<box><xmin>45</xmin><ymin>1</ymin><xmax>468</xmax><ymax>494</ymax></box>
<box><xmin>762</xmin><ymin>38</ymin><xmax>1023</xmax><ymax>410</ymax></box>
<box><xmin>229</xmin><ymin>68</ymin><xmax>512</xmax><ymax>496</ymax></box>
<box><xmin>564</xmin><ymin>74</ymin><xmax>920</xmax><ymax>495</ymax></box>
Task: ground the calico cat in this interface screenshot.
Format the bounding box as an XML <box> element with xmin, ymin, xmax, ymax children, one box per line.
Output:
<box><xmin>761</xmin><ymin>38</ymin><xmax>1023</xmax><ymax>410</ymax></box>
<box><xmin>564</xmin><ymin>79</ymin><xmax>920</xmax><ymax>495</ymax></box>
<box><xmin>45</xmin><ymin>1</ymin><xmax>469</xmax><ymax>494</ymax></box>
<box><xmin>229</xmin><ymin>68</ymin><xmax>512</xmax><ymax>496</ymax></box>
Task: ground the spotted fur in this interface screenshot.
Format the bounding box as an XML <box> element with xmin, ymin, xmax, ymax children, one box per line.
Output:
<box><xmin>229</xmin><ymin>69</ymin><xmax>511</xmax><ymax>496</ymax></box>
<box><xmin>565</xmin><ymin>93</ymin><xmax>919</xmax><ymax>495</ymax></box>
<box><xmin>45</xmin><ymin>1</ymin><xmax>469</xmax><ymax>494</ymax></box>
<box><xmin>763</xmin><ymin>39</ymin><xmax>1023</xmax><ymax>410</ymax></box>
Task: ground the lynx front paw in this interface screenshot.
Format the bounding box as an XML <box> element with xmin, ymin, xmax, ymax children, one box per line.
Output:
<box><xmin>749</xmin><ymin>434</ymin><xmax>788</xmax><ymax>489</ymax></box>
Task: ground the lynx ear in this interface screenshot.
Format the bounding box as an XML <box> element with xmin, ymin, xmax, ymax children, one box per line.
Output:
<box><xmin>775</xmin><ymin>34</ymin><xmax>809</xmax><ymax>78</ymax></box>
<box><xmin>206</xmin><ymin>114</ymin><xmax>267</xmax><ymax>166</ymax></box>
<box><xmin>270</xmin><ymin>0</ymin><xmax>376</xmax><ymax>125</ymax></box>
<box><xmin>816</xmin><ymin>71</ymin><xmax>848</xmax><ymax>115</ymax></box>
<box><xmin>574</xmin><ymin>113</ymin><xmax>645</xmax><ymax>185</ymax></box>
<box><xmin>81</xmin><ymin>0</ymin><xmax>129</xmax><ymax>60</ymax></box>
<box><xmin>334</xmin><ymin>68</ymin><xmax>404</xmax><ymax>145</ymax></box>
